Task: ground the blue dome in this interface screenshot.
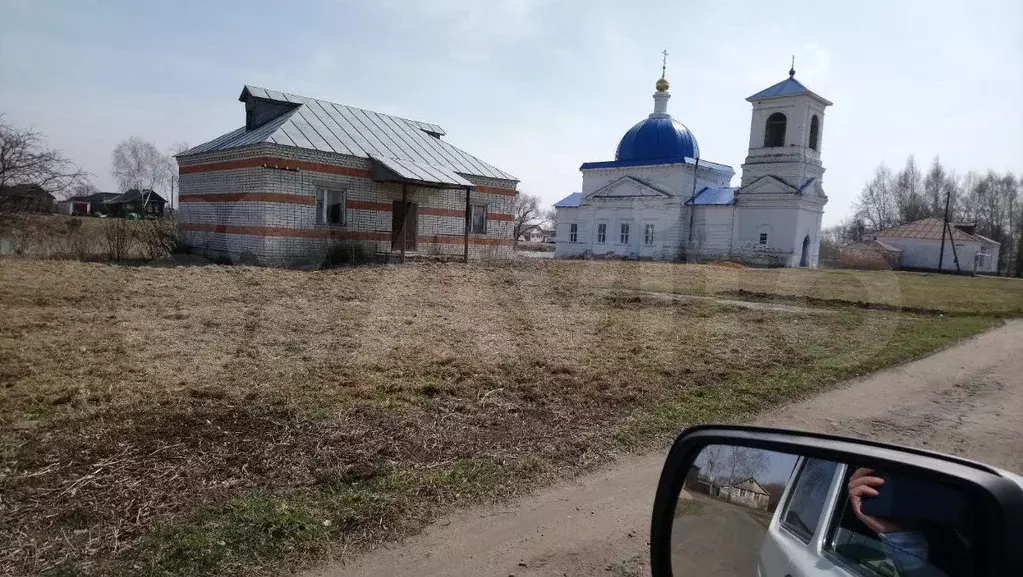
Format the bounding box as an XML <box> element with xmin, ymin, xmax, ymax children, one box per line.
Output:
<box><xmin>615</xmin><ymin>116</ymin><xmax>699</xmax><ymax>163</ymax></box>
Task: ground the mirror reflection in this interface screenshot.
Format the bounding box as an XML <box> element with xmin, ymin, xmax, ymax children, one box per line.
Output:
<box><xmin>671</xmin><ymin>445</ymin><xmax>978</xmax><ymax>577</ymax></box>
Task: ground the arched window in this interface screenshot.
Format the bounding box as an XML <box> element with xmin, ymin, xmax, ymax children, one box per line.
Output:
<box><xmin>809</xmin><ymin>115</ymin><xmax>820</xmax><ymax>151</ymax></box>
<box><xmin>764</xmin><ymin>112</ymin><xmax>787</xmax><ymax>148</ymax></box>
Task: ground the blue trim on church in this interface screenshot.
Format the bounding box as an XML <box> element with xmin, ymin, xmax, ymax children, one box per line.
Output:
<box><xmin>579</xmin><ymin>156</ymin><xmax>733</xmax><ymax>172</ymax></box>
<box><xmin>685</xmin><ymin>186</ymin><xmax>736</xmax><ymax>205</ymax></box>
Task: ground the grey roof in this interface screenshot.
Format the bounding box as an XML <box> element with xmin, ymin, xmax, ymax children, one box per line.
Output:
<box><xmin>747</xmin><ymin>75</ymin><xmax>832</xmax><ymax>106</ymax></box>
<box><xmin>371</xmin><ymin>155</ymin><xmax>473</xmax><ymax>188</ymax></box>
<box><xmin>554</xmin><ymin>192</ymin><xmax>581</xmax><ymax>208</ymax></box>
<box><xmin>70</xmin><ymin>192</ymin><xmax>119</xmax><ymax>203</ymax></box>
<box><xmin>686</xmin><ymin>186</ymin><xmax>736</xmax><ymax>205</ymax></box>
<box><xmin>105</xmin><ymin>189</ymin><xmax>167</xmax><ymax>204</ymax></box>
<box><xmin>180</xmin><ymin>85</ymin><xmax>515</xmax><ymax>182</ymax></box>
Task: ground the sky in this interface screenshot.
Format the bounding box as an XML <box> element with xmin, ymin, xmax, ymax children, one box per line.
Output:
<box><xmin>1</xmin><ymin>0</ymin><xmax>1020</xmax><ymax>226</ymax></box>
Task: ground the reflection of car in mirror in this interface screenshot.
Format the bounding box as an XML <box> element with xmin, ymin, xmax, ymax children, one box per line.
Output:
<box><xmin>651</xmin><ymin>426</ymin><xmax>1023</xmax><ymax>577</ymax></box>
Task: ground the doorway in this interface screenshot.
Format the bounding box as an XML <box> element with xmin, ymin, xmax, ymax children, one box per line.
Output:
<box><xmin>799</xmin><ymin>234</ymin><xmax>810</xmax><ymax>267</ymax></box>
<box><xmin>391</xmin><ymin>201</ymin><xmax>418</xmax><ymax>251</ymax></box>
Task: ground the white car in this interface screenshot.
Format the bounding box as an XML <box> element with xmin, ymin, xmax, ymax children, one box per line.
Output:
<box><xmin>759</xmin><ymin>456</ymin><xmax>1023</xmax><ymax>577</ymax></box>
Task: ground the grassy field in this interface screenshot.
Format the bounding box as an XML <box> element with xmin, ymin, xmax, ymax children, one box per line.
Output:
<box><xmin>0</xmin><ymin>259</ymin><xmax>1017</xmax><ymax>576</ymax></box>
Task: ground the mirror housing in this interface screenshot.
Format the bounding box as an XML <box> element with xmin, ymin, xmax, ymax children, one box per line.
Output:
<box><xmin>650</xmin><ymin>425</ymin><xmax>1023</xmax><ymax>577</ymax></box>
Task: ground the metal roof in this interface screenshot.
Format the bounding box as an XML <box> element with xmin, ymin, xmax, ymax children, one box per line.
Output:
<box><xmin>873</xmin><ymin>218</ymin><xmax>995</xmax><ymax>245</ymax></box>
<box><xmin>615</xmin><ymin>116</ymin><xmax>699</xmax><ymax>164</ymax></box>
<box><xmin>554</xmin><ymin>192</ymin><xmax>581</xmax><ymax>208</ymax></box>
<box><xmin>180</xmin><ymin>85</ymin><xmax>514</xmax><ymax>182</ymax></box>
<box><xmin>747</xmin><ymin>75</ymin><xmax>833</xmax><ymax>106</ymax></box>
<box><xmin>370</xmin><ymin>155</ymin><xmax>473</xmax><ymax>188</ymax></box>
<box><xmin>580</xmin><ymin>155</ymin><xmax>733</xmax><ymax>174</ymax></box>
<box><xmin>686</xmin><ymin>186</ymin><xmax>736</xmax><ymax>205</ymax></box>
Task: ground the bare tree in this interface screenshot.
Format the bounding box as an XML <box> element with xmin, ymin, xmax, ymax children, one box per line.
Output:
<box><xmin>699</xmin><ymin>445</ymin><xmax>725</xmax><ymax>486</ymax></box>
<box><xmin>854</xmin><ymin>164</ymin><xmax>898</xmax><ymax>232</ymax></box>
<box><xmin>924</xmin><ymin>157</ymin><xmax>950</xmax><ymax>219</ymax></box>
<box><xmin>894</xmin><ymin>156</ymin><xmax>927</xmax><ymax>222</ymax></box>
<box><xmin>724</xmin><ymin>446</ymin><xmax>768</xmax><ymax>486</ymax></box>
<box><xmin>512</xmin><ymin>193</ymin><xmax>542</xmax><ymax>245</ymax></box>
<box><xmin>111</xmin><ymin>137</ymin><xmax>172</xmax><ymax>204</ymax></box>
<box><xmin>0</xmin><ymin>115</ymin><xmax>88</xmax><ymax>197</ymax></box>
<box><xmin>70</xmin><ymin>182</ymin><xmax>99</xmax><ymax>198</ymax></box>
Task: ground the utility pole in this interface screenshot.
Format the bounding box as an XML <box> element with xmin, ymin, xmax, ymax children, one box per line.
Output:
<box><xmin>938</xmin><ymin>177</ymin><xmax>952</xmax><ymax>271</ymax></box>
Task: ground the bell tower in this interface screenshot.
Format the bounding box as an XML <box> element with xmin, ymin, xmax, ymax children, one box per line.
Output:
<box><xmin>739</xmin><ymin>61</ymin><xmax>832</xmax><ymax>195</ymax></box>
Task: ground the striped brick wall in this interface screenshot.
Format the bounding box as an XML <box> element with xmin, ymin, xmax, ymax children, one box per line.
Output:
<box><xmin>177</xmin><ymin>144</ymin><xmax>517</xmax><ymax>266</ymax></box>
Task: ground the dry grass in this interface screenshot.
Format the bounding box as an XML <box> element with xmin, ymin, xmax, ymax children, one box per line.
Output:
<box><xmin>0</xmin><ymin>259</ymin><xmax>1011</xmax><ymax>576</ymax></box>
<box><xmin>0</xmin><ymin>214</ymin><xmax>171</xmax><ymax>262</ymax></box>
<box><xmin>560</xmin><ymin>260</ymin><xmax>1022</xmax><ymax>315</ymax></box>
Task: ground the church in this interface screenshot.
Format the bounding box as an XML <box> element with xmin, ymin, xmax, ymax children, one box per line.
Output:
<box><xmin>553</xmin><ymin>58</ymin><xmax>831</xmax><ymax>267</ymax></box>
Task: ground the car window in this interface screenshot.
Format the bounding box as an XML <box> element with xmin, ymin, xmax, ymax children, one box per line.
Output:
<box><xmin>825</xmin><ymin>469</ymin><xmax>978</xmax><ymax>577</ymax></box>
<box><xmin>780</xmin><ymin>457</ymin><xmax>839</xmax><ymax>542</ymax></box>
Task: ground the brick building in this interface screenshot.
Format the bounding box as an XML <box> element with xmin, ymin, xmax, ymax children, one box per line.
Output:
<box><xmin>176</xmin><ymin>86</ymin><xmax>518</xmax><ymax>266</ymax></box>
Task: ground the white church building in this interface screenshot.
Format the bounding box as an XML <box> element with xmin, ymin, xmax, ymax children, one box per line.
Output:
<box><xmin>554</xmin><ymin>60</ymin><xmax>831</xmax><ymax>267</ymax></box>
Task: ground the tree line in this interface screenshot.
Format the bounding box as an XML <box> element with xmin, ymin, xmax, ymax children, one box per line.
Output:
<box><xmin>823</xmin><ymin>156</ymin><xmax>1022</xmax><ymax>276</ymax></box>
<box><xmin>1</xmin><ymin>114</ymin><xmax>187</xmax><ymax>208</ymax></box>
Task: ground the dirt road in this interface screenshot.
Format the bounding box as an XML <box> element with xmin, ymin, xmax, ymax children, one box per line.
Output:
<box><xmin>305</xmin><ymin>319</ymin><xmax>1023</xmax><ymax>577</ymax></box>
<box><xmin>671</xmin><ymin>495</ymin><xmax>766</xmax><ymax>577</ymax></box>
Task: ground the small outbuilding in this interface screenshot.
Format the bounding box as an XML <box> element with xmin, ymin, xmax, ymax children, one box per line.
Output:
<box><xmin>176</xmin><ymin>85</ymin><xmax>518</xmax><ymax>266</ymax></box>
<box><xmin>58</xmin><ymin>192</ymin><xmax>120</xmax><ymax>216</ymax></box>
<box><xmin>839</xmin><ymin>239</ymin><xmax>903</xmax><ymax>270</ymax></box>
<box><xmin>870</xmin><ymin>218</ymin><xmax>1000</xmax><ymax>274</ymax></box>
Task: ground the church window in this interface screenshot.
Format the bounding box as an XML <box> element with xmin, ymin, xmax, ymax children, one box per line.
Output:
<box><xmin>809</xmin><ymin>115</ymin><xmax>820</xmax><ymax>151</ymax></box>
<box><xmin>596</xmin><ymin>223</ymin><xmax>607</xmax><ymax>244</ymax></box>
<box><xmin>569</xmin><ymin>223</ymin><xmax>578</xmax><ymax>242</ymax></box>
<box><xmin>764</xmin><ymin>112</ymin><xmax>787</xmax><ymax>147</ymax></box>
<box><xmin>620</xmin><ymin>223</ymin><xmax>630</xmax><ymax>244</ymax></box>
<box><xmin>759</xmin><ymin>232</ymin><xmax>768</xmax><ymax>245</ymax></box>
<box><xmin>644</xmin><ymin>224</ymin><xmax>655</xmax><ymax>245</ymax></box>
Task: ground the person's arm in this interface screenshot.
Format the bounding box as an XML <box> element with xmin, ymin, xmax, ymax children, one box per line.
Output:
<box><xmin>878</xmin><ymin>530</ymin><xmax>930</xmax><ymax>574</ymax></box>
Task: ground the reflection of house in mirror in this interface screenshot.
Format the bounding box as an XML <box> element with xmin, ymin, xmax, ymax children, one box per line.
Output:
<box><xmin>719</xmin><ymin>478</ymin><xmax>771</xmax><ymax>510</ymax></box>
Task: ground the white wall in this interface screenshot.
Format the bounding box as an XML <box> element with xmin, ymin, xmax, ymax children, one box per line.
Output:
<box><xmin>555</xmin><ymin>160</ymin><xmax>732</xmax><ymax>260</ymax></box>
<box><xmin>556</xmin><ymin>197</ymin><xmax>685</xmax><ymax>259</ymax></box>
<box><xmin>580</xmin><ymin>162</ymin><xmax>732</xmax><ymax>198</ymax></box>
<box><xmin>690</xmin><ymin>205</ymin><xmax>734</xmax><ymax>259</ymax></box>
<box><xmin>878</xmin><ymin>236</ymin><xmax>981</xmax><ymax>272</ymax></box>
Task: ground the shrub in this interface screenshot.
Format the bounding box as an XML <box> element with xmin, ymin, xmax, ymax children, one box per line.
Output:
<box><xmin>103</xmin><ymin>218</ymin><xmax>135</xmax><ymax>261</ymax></box>
<box><xmin>321</xmin><ymin>239</ymin><xmax>370</xmax><ymax>268</ymax></box>
<box><xmin>136</xmin><ymin>216</ymin><xmax>179</xmax><ymax>260</ymax></box>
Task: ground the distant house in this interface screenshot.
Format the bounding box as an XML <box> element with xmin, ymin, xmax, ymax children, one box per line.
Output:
<box><xmin>57</xmin><ymin>192</ymin><xmax>120</xmax><ymax>216</ymax></box>
<box><xmin>839</xmin><ymin>239</ymin><xmax>903</xmax><ymax>270</ymax></box>
<box><xmin>718</xmin><ymin>478</ymin><xmax>771</xmax><ymax>510</ymax></box>
<box><xmin>520</xmin><ymin>227</ymin><xmax>555</xmax><ymax>243</ymax></box>
<box><xmin>869</xmin><ymin>218</ymin><xmax>1000</xmax><ymax>274</ymax></box>
<box><xmin>104</xmin><ymin>189</ymin><xmax>167</xmax><ymax>217</ymax></box>
<box><xmin>0</xmin><ymin>184</ymin><xmax>55</xmax><ymax>213</ymax></box>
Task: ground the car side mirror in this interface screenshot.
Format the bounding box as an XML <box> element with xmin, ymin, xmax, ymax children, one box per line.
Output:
<box><xmin>649</xmin><ymin>425</ymin><xmax>1023</xmax><ymax>577</ymax></box>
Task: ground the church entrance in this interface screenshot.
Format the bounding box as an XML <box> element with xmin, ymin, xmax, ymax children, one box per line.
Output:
<box><xmin>799</xmin><ymin>234</ymin><xmax>810</xmax><ymax>267</ymax></box>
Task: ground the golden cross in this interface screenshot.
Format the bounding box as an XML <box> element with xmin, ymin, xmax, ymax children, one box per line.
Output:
<box><xmin>661</xmin><ymin>49</ymin><xmax>669</xmax><ymax>77</ymax></box>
